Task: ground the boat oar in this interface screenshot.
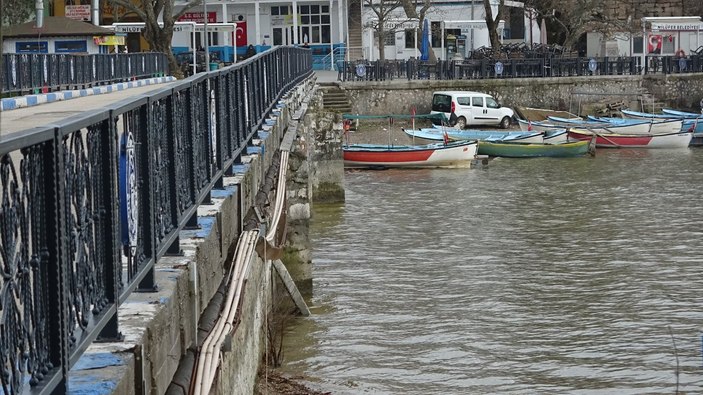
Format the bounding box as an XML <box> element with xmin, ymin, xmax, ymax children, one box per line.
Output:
<box><xmin>588</xmin><ymin>135</ymin><xmax>597</xmax><ymax>156</ymax></box>
<box><xmin>582</xmin><ymin>127</ymin><xmax>622</xmax><ymax>148</ymax></box>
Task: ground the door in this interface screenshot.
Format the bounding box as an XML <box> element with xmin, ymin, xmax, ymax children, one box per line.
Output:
<box><xmin>483</xmin><ymin>96</ymin><xmax>504</xmax><ymax>124</ymax></box>
<box><xmin>469</xmin><ymin>96</ymin><xmax>486</xmax><ymax>124</ymax></box>
<box><xmin>272</xmin><ymin>27</ymin><xmax>295</xmax><ymax>46</ymax></box>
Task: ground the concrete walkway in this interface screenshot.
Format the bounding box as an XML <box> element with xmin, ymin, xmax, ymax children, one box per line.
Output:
<box><xmin>0</xmin><ymin>70</ymin><xmax>336</xmax><ymax>136</ymax></box>
<box><xmin>0</xmin><ymin>78</ymin><xmax>178</xmax><ymax>136</ymax></box>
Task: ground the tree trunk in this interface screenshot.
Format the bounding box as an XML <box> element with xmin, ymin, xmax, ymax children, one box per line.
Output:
<box><xmin>398</xmin><ymin>0</ymin><xmax>436</xmax><ymax>62</ymax></box>
<box><xmin>483</xmin><ymin>0</ymin><xmax>503</xmax><ymax>57</ymax></box>
<box><xmin>378</xmin><ymin>30</ymin><xmax>386</xmax><ymax>61</ymax></box>
<box><xmin>143</xmin><ymin>24</ymin><xmax>184</xmax><ymax>79</ymax></box>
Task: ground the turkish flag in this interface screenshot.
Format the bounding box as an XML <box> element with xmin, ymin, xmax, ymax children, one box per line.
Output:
<box><xmin>233</xmin><ymin>21</ymin><xmax>247</xmax><ymax>47</ymax></box>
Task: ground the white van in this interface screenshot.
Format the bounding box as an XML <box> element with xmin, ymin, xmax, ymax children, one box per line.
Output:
<box><xmin>430</xmin><ymin>91</ymin><xmax>514</xmax><ymax>129</ymax></box>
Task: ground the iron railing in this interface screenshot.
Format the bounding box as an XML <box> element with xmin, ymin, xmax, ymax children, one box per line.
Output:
<box><xmin>0</xmin><ymin>46</ymin><xmax>312</xmax><ymax>395</ymax></box>
<box><xmin>1</xmin><ymin>53</ymin><xmax>170</xmax><ymax>95</ymax></box>
<box><xmin>338</xmin><ymin>54</ymin><xmax>703</xmax><ymax>81</ymax></box>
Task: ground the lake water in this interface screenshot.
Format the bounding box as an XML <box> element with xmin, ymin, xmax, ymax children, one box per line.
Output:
<box><xmin>280</xmin><ymin>148</ymin><xmax>703</xmax><ymax>394</ymax></box>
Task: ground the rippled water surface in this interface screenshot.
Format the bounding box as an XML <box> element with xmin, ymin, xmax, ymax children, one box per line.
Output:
<box><xmin>280</xmin><ymin>148</ymin><xmax>703</xmax><ymax>394</ymax></box>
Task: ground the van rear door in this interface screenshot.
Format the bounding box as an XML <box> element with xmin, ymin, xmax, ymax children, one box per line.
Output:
<box><xmin>431</xmin><ymin>93</ymin><xmax>452</xmax><ymax>124</ymax></box>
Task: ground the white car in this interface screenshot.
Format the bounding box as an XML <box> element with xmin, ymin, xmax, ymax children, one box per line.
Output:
<box><xmin>430</xmin><ymin>91</ymin><xmax>514</xmax><ymax>129</ymax></box>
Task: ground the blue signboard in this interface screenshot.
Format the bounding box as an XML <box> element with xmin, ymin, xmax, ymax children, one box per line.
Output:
<box><xmin>495</xmin><ymin>61</ymin><xmax>504</xmax><ymax>75</ymax></box>
<box><xmin>55</xmin><ymin>40</ymin><xmax>87</xmax><ymax>53</ymax></box>
<box><xmin>16</xmin><ymin>41</ymin><xmax>48</xmax><ymax>53</ymax></box>
<box><xmin>588</xmin><ymin>58</ymin><xmax>598</xmax><ymax>72</ymax></box>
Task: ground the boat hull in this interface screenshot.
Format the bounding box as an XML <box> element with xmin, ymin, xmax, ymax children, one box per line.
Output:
<box><xmin>548</xmin><ymin>116</ymin><xmax>683</xmax><ymax>135</ymax></box>
<box><xmin>567</xmin><ymin>129</ymin><xmax>693</xmax><ymax>148</ymax></box>
<box><xmin>343</xmin><ymin>140</ymin><xmax>478</xmax><ymax>168</ymax></box>
<box><xmin>477</xmin><ymin>140</ymin><xmax>592</xmax><ymax>158</ymax></box>
<box><xmin>403</xmin><ymin>127</ymin><xmax>543</xmax><ymax>143</ymax></box>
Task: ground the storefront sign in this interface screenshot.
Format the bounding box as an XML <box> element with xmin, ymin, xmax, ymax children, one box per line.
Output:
<box><xmin>651</xmin><ymin>22</ymin><xmax>702</xmax><ymax>32</ymax></box>
<box><xmin>15</xmin><ymin>41</ymin><xmax>48</xmax><ymax>53</ymax></box>
<box><xmin>65</xmin><ymin>5</ymin><xmax>91</xmax><ymax>21</ymax></box>
<box><xmin>178</xmin><ymin>12</ymin><xmax>217</xmax><ymax>23</ymax></box>
<box><xmin>94</xmin><ymin>36</ymin><xmax>126</xmax><ymax>45</ymax></box>
<box><xmin>56</xmin><ymin>40</ymin><xmax>88</xmax><ymax>52</ymax></box>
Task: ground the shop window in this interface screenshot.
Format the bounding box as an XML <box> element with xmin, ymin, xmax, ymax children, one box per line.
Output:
<box><xmin>431</xmin><ymin>21</ymin><xmax>441</xmax><ymax>47</ymax></box>
<box><xmin>405</xmin><ymin>29</ymin><xmax>416</xmax><ymax>49</ymax></box>
<box><xmin>296</xmin><ymin>3</ymin><xmax>331</xmax><ymax>44</ymax></box>
<box><xmin>633</xmin><ymin>36</ymin><xmax>643</xmax><ymax>54</ymax></box>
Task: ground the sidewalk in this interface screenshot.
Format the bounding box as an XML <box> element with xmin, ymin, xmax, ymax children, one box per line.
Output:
<box><xmin>0</xmin><ymin>76</ymin><xmax>177</xmax><ymax>111</ymax></box>
<box><xmin>1</xmin><ymin>78</ymin><xmax>179</xmax><ymax>135</ymax></box>
<box><xmin>314</xmin><ymin>70</ymin><xmax>340</xmax><ymax>83</ymax></box>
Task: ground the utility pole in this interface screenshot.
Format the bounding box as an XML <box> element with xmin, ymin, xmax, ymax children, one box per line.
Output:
<box><xmin>203</xmin><ymin>0</ymin><xmax>210</xmax><ymax>68</ymax></box>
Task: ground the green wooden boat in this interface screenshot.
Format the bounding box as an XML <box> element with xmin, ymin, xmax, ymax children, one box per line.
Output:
<box><xmin>478</xmin><ymin>139</ymin><xmax>595</xmax><ymax>158</ymax></box>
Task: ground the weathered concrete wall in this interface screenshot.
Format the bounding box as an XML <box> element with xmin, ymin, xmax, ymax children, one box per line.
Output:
<box><xmin>284</xmin><ymin>83</ymin><xmax>345</xmax><ymax>296</ymax></box>
<box><xmin>67</xmin><ymin>75</ymin><xmax>319</xmax><ymax>395</ymax></box>
<box><xmin>342</xmin><ymin>74</ymin><xmax>703</xmax><ymax>116</ymax></box>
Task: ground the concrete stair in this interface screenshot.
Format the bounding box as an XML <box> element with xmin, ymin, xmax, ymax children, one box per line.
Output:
<box><xmin>347</xmin><ymin>0</ymin><xmax>363</xmax><ymax>60</ymax></box>
<box><xmin>320</xmin><ymin>84</ymin><xmax>352</xmax><ymax>113</ymax></box>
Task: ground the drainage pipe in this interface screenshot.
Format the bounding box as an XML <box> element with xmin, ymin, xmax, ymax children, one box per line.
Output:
<box><xmin>265</xmin><ymin>150</ymin><xmax>289</xmax><ymax>242</ymax></box>
<box><xmin>192</xmin><ymin>230</ymin><xmax>259</xmax><ymax>395</ymax></box>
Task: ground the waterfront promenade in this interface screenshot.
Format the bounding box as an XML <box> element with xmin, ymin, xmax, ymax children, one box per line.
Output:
<box><xmin>0</xmin><ymin>48</ymin><xmax>317</xmax><ymax>395</ymax></box>
<box><xmin>0</xmin><ymin>70</ymin><xmax>336</xmax><ymax>135</ymax></box>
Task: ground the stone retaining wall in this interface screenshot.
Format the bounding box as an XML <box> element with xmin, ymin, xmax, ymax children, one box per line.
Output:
<box><xmin>341</xmin><ymin>74</ymin><xmax>703</xmax><ymax>116</ymax></box>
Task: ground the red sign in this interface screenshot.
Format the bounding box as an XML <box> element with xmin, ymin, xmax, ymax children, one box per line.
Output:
<box><xmin>178</xmin><ymin>12</ymin><xmax>217</xmax><ymax>23</ymax></box>
<box><xmin>233</xmin><ymin>21</ymin><xmax>247</xmax><ymax>47</ymax></box>
<box><xmin>648</xmin><ymin>34</ymin><xmax>662</xmax><ymax>54</ymax></box>
<box><xmin>65</xmin><ymin>5</ymin><xmax>91</xmax><ymax>21</ymax></box>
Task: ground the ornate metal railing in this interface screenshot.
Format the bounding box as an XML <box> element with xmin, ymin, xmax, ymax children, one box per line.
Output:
<box><xmin>1</xmin><ymin>53</ymin><xmax>170</xmax><ymax>95</ymax></box>
<box><xmin>0</xmin><ymin>46</ymin><xmax>312</xmax><ymax>394</ymax></box>
<box><xmin>338</xmin><ymin>54</ymin><xmax>703</xmax><ymax>81</ymax></box>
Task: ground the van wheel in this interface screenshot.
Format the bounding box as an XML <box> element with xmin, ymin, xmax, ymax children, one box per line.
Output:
<box><xmin>454</xmin><ymin>117</ymin><xmax>467</xmax><ymax>129</ymax></box>
<box><xmin>500</xmin><ymin>116</ymin><xmax>511</xmax><ymax>129</ymax></box>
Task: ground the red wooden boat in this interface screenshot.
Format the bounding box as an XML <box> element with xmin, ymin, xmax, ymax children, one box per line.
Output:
<box><xmin>567</xmin><ymin>129</ymin><xmax>692</xmax><ymax>148</ymax></box>
<box><xmin>343</xmin><ymin>140</ymin><xmax>478</xmax><ymax>169</ymax></box>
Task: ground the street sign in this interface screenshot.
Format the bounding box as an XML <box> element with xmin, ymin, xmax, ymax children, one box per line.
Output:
<box><xmin>588</xmin><ymin>58</ymin><xmax>597</xmax><ymax>72</ymax></box>
<box><xmin>495</xmin><ymin>61</ymin><xmax>503</xmax><ymax>75</ymax></box>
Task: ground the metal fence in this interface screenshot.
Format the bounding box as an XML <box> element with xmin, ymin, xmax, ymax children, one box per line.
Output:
<box><xmin>0</xmin><ymin>46</ymin><xmax>312</xmax><ymax>395</ymax></box>
<box><xmin>338</xmin><ymin>55</ymin><xmax>703</xmax><ymax>81</ymax></box>
<box><xmin>1</xmin><ymin>53</ymin><xmax>170</xmax><ymax>95</ymax></box>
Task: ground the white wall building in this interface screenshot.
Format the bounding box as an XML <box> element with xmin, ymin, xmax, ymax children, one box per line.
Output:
<box><xmin>586</xmin><ymin>16</ymin><xmax>703</xmax><ymax>58</ymax></box>
<box><xmin>167</xmin><ymin>0</ymin><xmax>540</xmax><ymax>63</ymax></box>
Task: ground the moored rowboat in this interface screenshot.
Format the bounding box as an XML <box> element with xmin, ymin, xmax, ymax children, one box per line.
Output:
<box><xmin>402</xmin><ymin>127</ymin><xmax>543</xmax><ymax>143</ymax></box>
<box><xmin>567</xmin><ymin>129</ymin><xmax>692</xmax><ymax>148</ymax></box>
<box><xmin>343</xmin><ymin>140</ymin><xmax>478</xmax><ymax>169</ymax></box>
<box><xmin>477</xmin><ymin>139</ymin><xmax>594</xmax><ymax>158</ymax></box>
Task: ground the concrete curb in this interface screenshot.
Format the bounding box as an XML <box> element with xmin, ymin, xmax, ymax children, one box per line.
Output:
<box><xmin>0</xmin><ymin>76</ymin><xmax>177</xmax><ymax>112</ymax></box>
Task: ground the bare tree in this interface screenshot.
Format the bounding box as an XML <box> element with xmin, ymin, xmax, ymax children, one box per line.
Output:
<box><xmin>363</xmin><ymin>0</ymin><xmax>406</xmax><ymax>60</ymax></box>
<box><xmin>483</xmin><ymin>0</ymin><xmax>504</xmax><ymax>55</ymax></box>
<box><xmin>398</xmin><ymin>0</ymin><xmax>435</xmax><ymax>62</ymax></box>
<box><xmin>524</xmin><ymin>0</ymin><xmax>633</xmax><ymax>51</ymax></box>
<box><xmin>108</xmin><ymin>0</ymin><xmax>202</xmax><ymax>78</ymax></box>
<box><xmin>1</xmin><ymin>0</ymin><xmax>34</xmax><ymax>26</ymax></box>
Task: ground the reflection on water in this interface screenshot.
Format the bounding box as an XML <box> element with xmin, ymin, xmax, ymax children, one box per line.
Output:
<box><xmin>281</xmin><ymin>149</ymin><xmax>703</xmax><ymax>394</ymax></box>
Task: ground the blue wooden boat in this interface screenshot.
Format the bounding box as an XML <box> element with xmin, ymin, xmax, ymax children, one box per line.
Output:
<box><xmin>620</xmin><ymin>109</ymin><xmax>703</xmax><ymax>134</ymax></box>
<box><xmin>548</xmin><ymin>115</ymin><xmax>682</xmax><ymax>135</ymax></box>
<box><xmin>402</xmin><ymin>127</ymin><xmax>543</xmax><ymax>143</ymax></box>
<box><xmin>661</xmin><ymin>108</ymin><xmax>703</xmax><ymax>119</ymax></box>
<box><xmin>621</xmin><ymin>109</ymin><xmax>675</xmax><ymax>120</ymax></box>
